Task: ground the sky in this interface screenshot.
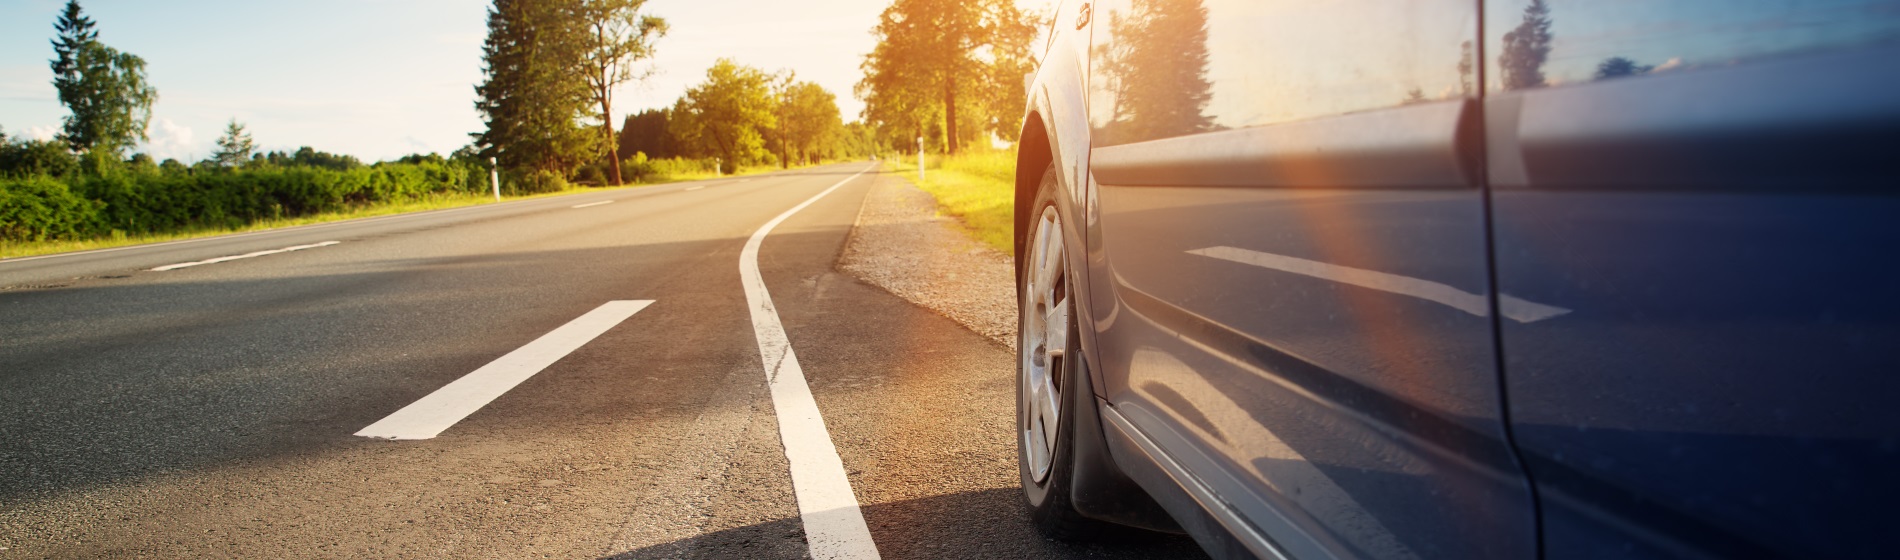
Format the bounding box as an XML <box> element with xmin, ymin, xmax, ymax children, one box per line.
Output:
<box><xmin>0</xmin><ymin>0</ymin><xmax>1058</xmax><ymax>163</ymax></box>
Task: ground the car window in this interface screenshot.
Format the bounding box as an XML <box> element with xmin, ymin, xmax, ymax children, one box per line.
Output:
<box><xmin>1088</xmin><ymin>0</ymin><xmax>1478</xmax><ymax>147</ymax></box>
<box><xmin>1486</xmin><ymin>0</ymin><xmax>1900</xmax><ymax>91</ymax></box>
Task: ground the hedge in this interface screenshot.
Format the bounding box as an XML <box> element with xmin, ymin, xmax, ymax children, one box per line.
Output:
<box><xmin>0</xmin><ymin>160</ymin><xmax>485</xmax><ymax>242</ymax></box>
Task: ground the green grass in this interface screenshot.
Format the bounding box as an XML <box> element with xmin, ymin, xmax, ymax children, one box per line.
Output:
<box><xmin>890</xmin><ymin>149</ymin><xmax>1016</xmax><ymax>253</ymax></box>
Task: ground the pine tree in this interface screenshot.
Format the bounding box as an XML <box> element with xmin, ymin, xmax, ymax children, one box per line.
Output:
<box><xmin>1500</xmin><ymin>0</ymin><xmax>1554</xmax><ymax>90</ymax></box>
<box><xmin>473</xmin><ymin>0</ymin><xmax>597</xmax><ymax>178</ymax></box>
<box><xmin>212</xmin><ymin>119</ymin><xmax>256</xmax><ymax>168</ymax></box>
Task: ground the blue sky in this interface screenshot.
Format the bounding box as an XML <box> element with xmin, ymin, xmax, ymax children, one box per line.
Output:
<box><xmin>0</xmin><ymin>0</ymin><xmax>1056</xmax><ymax>163</ymax></box>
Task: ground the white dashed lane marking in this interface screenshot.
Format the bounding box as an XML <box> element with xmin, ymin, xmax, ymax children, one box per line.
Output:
<box><xmin>355</xmin><ymin>300</ymin><xmax>655</xmax><ymax>440</ymax></box>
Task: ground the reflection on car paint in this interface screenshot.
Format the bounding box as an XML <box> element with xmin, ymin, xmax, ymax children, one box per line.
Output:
<box><xmin>1187</xmin><ymin>246</ymin><xmax>1570</xmax><ymax>323</ymax></box>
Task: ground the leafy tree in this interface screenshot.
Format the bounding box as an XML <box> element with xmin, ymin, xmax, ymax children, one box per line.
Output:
<box><xmin>474</xmin><ymin>0</ymin><xmax>597</xmax><ymax>178</ymax></box>
<box><xmin>576</xmin><ymin>0</ymin><xmax>667</xmax><ymax>185</ymax></box>
<box><xmin>772</xmin><ymin>79</ymin><xmax>845</xmax><ymax>167</ymax></box>
<box><xmin>0</xmin><ymin>136</ymin><xmax>79</xmax><ymax>179</ymax></box>
<box><xmin>1594</xmin><ymin>56</ymin><xmax>1655</xmax><ymax>81</ymax></box>
<box><xmin>857</xmin><ymin>0</ymin><xmax>1038</xmax><ymax>154</ymax></box>
<box><xmin>212</xmin><ymin>119</ymin><xmax>256</xmax><ymax>168</ymax></box>
<box><xmin>1500</xmin><ymin>0</ymin><xmax>1554</xmax><ymax>90</ymax></box>
<box><xmin>260</xmin><ymin>146</ymin><xmax>362</xmax><ymax>170</ymax></box>
<box><xmin>618</xmin><ymin>108</ymin><xmax>677</xmax><ymax>159</ymax></box>
<box><xmin>670</xmin><ymin>59</ymin><xmax>777</xmax><ymax>172</ymax></box>
<box><xmin>49</xmin><ymin>0</ymin><xmax>156</xmax><ymax>157</ymax></box>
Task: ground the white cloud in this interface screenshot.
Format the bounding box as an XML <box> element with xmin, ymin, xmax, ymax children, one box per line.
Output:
<box><xmin>25</xmin><ymin>125</ymin><xmax>56</xmax><ymax>141</ymax></box>
<box><xmin>143</xmin><ymin>118</ymin><xmax>196</xmax><ymax>161</ymax></box>
<box><xmin>1653</xmin><ymin>57</ymin><xmax>1685</xmax><ymax>73</ymax></box>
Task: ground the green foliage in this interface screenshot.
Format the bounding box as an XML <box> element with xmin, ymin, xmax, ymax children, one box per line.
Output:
<box><xmin>772</xmin><ymin>79</ymin><xmax>845</xmax><ymax>167</ymax></box>
<box><xmin>0</xmin><ymin>138</ymin><xmax>80</xmax><ymax>179</ymax></box>
<box><xmin>50</xmin><ymin>1</ymin><xmax>156</xmax><ymax>157</ymax></box>
<box><xmin>897</xmin><ymin>148</ymin><xmax>1016</xmax><ymax>252</ymax></box>
<box><xmin>577</xmin><ymin>0</ymin><xmax>667</xmax><ymax>185</ymax></box>
<box><xmin>0</xmin><ymin>175</ymin><xmax>100</xmax><ymax>241</ymax></box>
<box><xmin>858</xmin><ymin>0</ymin><xmax>1038</xmax><ymax>154</ymax></box>
<box><xmin>261</xmin><ymin>146</ymin><xmax>363</xmax><ymax>170</ymax></box>
<box><xmin>670</xmin><ymin>59</ymin><xmax>778</xmax><ymax>172</ymax></box>
<box><xmin>618</xmin><ymin>152</ymin><xmax>718</xmax><ymax>183</ymax></box>
<box><xmin>0</xmin><ymin>159</ymin><xmax>487</xmax><ymax>243</ymax></box>
<box><xmin>212</xmin><ymin>119</ymin><xmax>256</xmax><ymax>168</ymax></box>
<box><xmin>475</xmin><ymin>0</ymin><xmax>599</xmax><ymax>177</ymax></box>
<box><xmin>506</xmin><ymin>168</ymin><xmax>571</xmax><ymax>195</ymax></box>
<box><xmin>618</xmin><ymin>109</ymin><xmax>677</xmax><ymax>160</ymax></box>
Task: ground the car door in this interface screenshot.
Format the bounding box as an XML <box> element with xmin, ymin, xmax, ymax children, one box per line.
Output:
<box><xmin>1082</xmin><ymin>0</ymin><xmax>1536</xmax><ymax>558</ymax></box>
<box><xmin>1483</xmin><ymin>1</ymin><xmax>1900</xmax><ymax>558</ymax></box>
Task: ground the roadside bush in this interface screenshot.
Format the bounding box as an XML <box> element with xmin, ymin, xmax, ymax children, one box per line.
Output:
<box><xmin>0</xmin><ymin>160</ymin><xmax>488</xmax><ymax>243</ymax></box>
<box><xmin>620</xmin><ymin>152</ymin><xmax>719</xmax><ymax>183</ymax></box>
<box><xmin>0</xmin><ymin>176</ymin><xmax>101</xmax><ymax>241</ymax></box>
<box><xmin>0</xmin><ymin>139</ymin><xmax>79</xmax><ymax>179</ymax></box>
<box><xmin>506</xmin><ymin>169</ymin><xmax>569</xmax><ymax>195</ymax></box>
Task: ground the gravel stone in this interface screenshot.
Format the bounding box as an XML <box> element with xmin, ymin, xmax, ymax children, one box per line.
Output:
<box><xmin>838</xmin><ymin>172</ymin><xmax>1016</xmax><ymax>350</ymax></box>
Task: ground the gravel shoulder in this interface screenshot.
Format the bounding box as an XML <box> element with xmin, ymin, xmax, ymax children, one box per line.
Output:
<box><xmin>838</xmin><ymin>171</ymin><xmax>1016</xmax><ymax>350</ymax></box>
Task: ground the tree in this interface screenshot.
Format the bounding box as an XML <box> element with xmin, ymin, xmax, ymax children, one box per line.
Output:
<box><xmin>474</xmin><ymin>0</ymin><xmax>597</xmax><ymax>178</ymax></box>
<box><xmin>1500</xmin><ymin>0</ymin><xmax>1553</xmax><ymax>90</ymax></box>
<box><xmin>1090</xmin><ymin>0</ymin><xmax>1215</xmax><ymax>145</ymax></box>
<box><xmin>772</xmin><ymin>79</ymin><xmax>845</xmax><ymax>167</ymax></box>
<box><xmin>49</xmin><ymin>0</ymin><xmax>157</xmax><ymax>157</ymax></box>
<box><xmin>857</xmin><ymin>0</ymin><xmax>1037</xmax><ymax>155</ymax></box>
<box><xmin>617</xmin><ymin>108</ymin><xmax>677</xmax><ymax>160</ymax></box>
<box><xmin>576</xmin><ymin>0</ymin><xmax>666</xmax><ymax>185</ymax></box>
<box><xmin>212</xmin><ymin>119</ymin><xmax>256</xmax><ymax>168</ymax></box>
<box><xmin>670</xmin><ymin>59</ymin><xmax>777</xmax><ymax>172</ymax></box>
<box><xmin>1594</xmin><ymin>56</ymin><xmax>1655</xmax><ymax>81</ymax></box>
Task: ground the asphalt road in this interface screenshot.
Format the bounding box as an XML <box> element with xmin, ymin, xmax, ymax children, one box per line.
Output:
<box><xmin>0</xmin><ymin>163</ymin><xmax>1202</xmax><ymax>559</ymax></box>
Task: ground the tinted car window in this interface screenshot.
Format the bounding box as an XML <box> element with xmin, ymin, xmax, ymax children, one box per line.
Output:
<box><xmin>1088</xmin><ymin>0</ymin><xmax>1478</xmax><ymax>147</ymax></box>
<box><xmin>1486</xmin><ymin>0</ymin><xmax>1900</xmax><ymax>91</ymax></box>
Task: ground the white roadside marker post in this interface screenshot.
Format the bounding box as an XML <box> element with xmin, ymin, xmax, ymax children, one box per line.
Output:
<box><xmin>489</xmin><ymin>157</ymin><xmax>501</xmax><ymax>202</ymax></box>
<box><xmin>916</xmin><ymin>137</ymin><xmax>925</xmax><ymax>182</ymax></box>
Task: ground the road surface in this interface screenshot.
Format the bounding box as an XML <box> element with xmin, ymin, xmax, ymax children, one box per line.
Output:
<box><xmin>0</xmin><ymin>163</ymin><xmax>1201</xmax><ymax>559</ymax></box>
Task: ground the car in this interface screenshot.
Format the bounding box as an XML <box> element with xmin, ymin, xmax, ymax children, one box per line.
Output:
<box><xmin>1011</xmin><ymin>1</ymin><xmax>1900</xmax><ymax>558</ymax></box>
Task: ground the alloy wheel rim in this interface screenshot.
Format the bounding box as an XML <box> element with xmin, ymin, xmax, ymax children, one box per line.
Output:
<box><xmin>1022</xmin><ymin>206</ymin><xmax>1068</xmax><ymax>484</ymax></box>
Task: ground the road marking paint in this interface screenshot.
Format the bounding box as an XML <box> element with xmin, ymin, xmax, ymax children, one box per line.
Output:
<box><xmin>1187</xmin><ymin>246</ymin><xmax>1571</xmax><ymax>323</ymax></box>
<box><xmin>571</xmin><ymin>200</ymin><xmax>615</xmax><ymax>209</ymax></box>
<box><xmin>150</xmin><ymin>241</ymin><xmax>341</xmax><ymax>271</ymax></box>
<box><xmin>740</xmin><ymin>164</ymin><xmax>879</xmax><ymax>559</ymax></box>
<box><xmin>684</xmin><ymin>185</ymin><xmax>706</xmax><ymax>191</ymax></box>
<box><xmin>355</xmin><ymin>300</ymin><xmax>653</xmax><ymax>440</ymax></box>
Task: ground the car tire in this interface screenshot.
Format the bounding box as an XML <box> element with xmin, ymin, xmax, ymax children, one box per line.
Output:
<box><xmin>1017</xmin><ymin>164</ymin><xmax>1117</xmax><ymax>540</ymax></box>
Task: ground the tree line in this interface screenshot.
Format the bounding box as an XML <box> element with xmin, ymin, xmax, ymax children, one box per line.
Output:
<box><xmin>1</xmin><ymin>2</ymin><xmax>497</xmax><ymax>245</ymax></box>
<box><xmin>475</xmin><ymin>1</ymin><xmax>875</xmax><ymax>181</ymax></box>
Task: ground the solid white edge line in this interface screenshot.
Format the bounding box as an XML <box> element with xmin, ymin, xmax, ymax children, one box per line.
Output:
<box><xmin>572</xmin><ymin>200</ymin><xmax>615</xmax><ymax>209</ymax></box>
<box><xmin>150</xmin><ymin>241</ymin><xmax>341</xmax><ymax>271</ymax></box>
<box><xmin>740</xmin><ymin>164</ymin><xmax>880</xmax><ymax>560</ymax></box>
<box><xmin>355</xmin><ymin>300</ymin><xmax>654</xmax><ymax>440</ymax></box>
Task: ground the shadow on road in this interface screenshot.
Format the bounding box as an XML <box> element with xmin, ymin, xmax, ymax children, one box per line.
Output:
<box><xmin>600</xmin><ymin>488</ymin><xmax>1205</xmax><ymax>560</ymax></box>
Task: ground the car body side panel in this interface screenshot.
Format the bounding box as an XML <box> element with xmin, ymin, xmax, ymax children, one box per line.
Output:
<box><xmin>1486</xmin><ymin>43</ymin><xmax>1900</xmax><ymax>559</ymax></box>
<box><xmin>1081</xmin><ymin>0</ymin><xmax>1536</xmax><ymax>558</ymax></box>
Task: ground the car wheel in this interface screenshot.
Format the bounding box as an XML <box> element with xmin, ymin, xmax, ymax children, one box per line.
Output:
<box><xmin>1018</xmin><ymin>165</ymin><xmax>1113</xmax><ymax>539</ymax></box>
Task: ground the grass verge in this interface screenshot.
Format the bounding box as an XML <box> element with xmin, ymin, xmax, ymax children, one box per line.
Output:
<box><xmin>888</xmin><ymin>149</ymin><xmax>1015</xmax><ymax>254</ymax></box>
